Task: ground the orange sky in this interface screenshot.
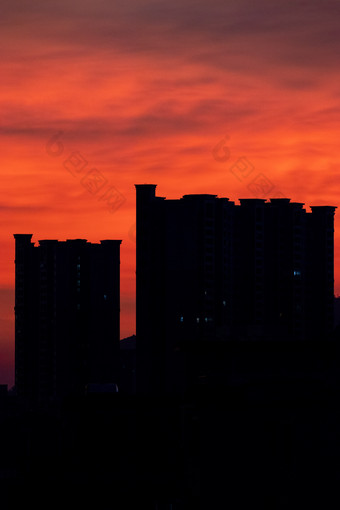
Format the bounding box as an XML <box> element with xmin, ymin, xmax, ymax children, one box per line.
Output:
<box><xmin>1</xmin><ymin>0</ymin><xmax>340</xmax><ymax>386</ymax></box>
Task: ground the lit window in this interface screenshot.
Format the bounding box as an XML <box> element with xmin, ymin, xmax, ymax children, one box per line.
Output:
<box><xmin>180</xmin><ymin>316</ymin><xmax>184</xmax><ymax>322</ymax></box>
<box><xmin>223</xmin><ymin>300</ymin><xmax>226</xmax><ymax>306</ymax></box>
<box><xmin>196</xmin><ymin>318</ymin><xmax>200</xmax><ymax>323</ymax></box>
<box><xmin>293</xmin><ymin>270</ymin><xmax>301</xmax><ymax>276</ymax></box>
<box><xmin>104</xmin><ymin>294</ymin><xmax>107</xmax><ymax>300</ymax></box>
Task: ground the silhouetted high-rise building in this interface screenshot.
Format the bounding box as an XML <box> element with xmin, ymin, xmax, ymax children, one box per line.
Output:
<box><xmin>14</xmin><ymin>235</ymin><xmax>121</xmax><ymax>402</ymax></box>
<box><xmin>135</xmin><ymin>185</ymin><xmax>336</xmax><ymax>393</ymax></box>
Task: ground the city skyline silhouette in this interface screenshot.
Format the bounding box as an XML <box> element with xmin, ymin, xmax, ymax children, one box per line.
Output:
<box><xmin>2</xmin><ymin>185</ymin><xmax>338</xmax><ymax>388</ymax></box>
<box><xmin>1</xmin><ymin>1</ymin><xmax>340</xmax><ymax>508</ymax></box>
<box><xmin>2</xmin><ymin>1</ymin><xmax>340</xmax><ymax>388</ymax></box>
<box><xmin>2</xmin><ymin>182</ymin><xmax>340</xmax><ymax>509</ymax></box>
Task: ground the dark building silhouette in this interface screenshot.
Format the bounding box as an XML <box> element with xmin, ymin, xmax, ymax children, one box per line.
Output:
<box><xmin>14</xmin><ymin>235</ymin><xmax>121</xmax><ymax>403</ymax></box>
<box><xmin>119</xmin><ymin>335</ymin><xmax>136</xmax><ymax>394</ymax></box>
<box><xmin>135</xmin><ymin>185</ymin><xmax>336</xmax><ymax>393</ymax></box>
<box><xmin>334</xmin><ymin>295</ymin><xmax>340</xmax><ymax>330</ymax></box>
<box><xmin>5</xmin><ymin>190</ymin><xmax>340</xmax><ymax>510</ymax></box>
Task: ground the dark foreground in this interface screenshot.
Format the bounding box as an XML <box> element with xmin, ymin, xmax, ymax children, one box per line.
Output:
<box><xmin>2</xmin><ymin>339</ymin><xmax>340</xmax><ymax>509</ymax></box>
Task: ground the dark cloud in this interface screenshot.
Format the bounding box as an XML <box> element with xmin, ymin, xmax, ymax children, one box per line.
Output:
<box><xmin>1</xmin><ymin>0</ymin><xmax>340</xmax><ymax>75</ymax></box>
<box><xmin>0</xmin><ymin>99</ymin><xmax>261</xmax><ymax>143</ymax></box>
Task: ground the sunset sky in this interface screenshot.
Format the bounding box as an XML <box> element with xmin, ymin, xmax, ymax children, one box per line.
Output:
<box><xmin>1</xmin><ymin>0</ymin><xmax>340</xmax><ymax>386</ymax></box>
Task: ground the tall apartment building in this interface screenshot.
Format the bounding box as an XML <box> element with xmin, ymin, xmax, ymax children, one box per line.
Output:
<box><xmin>14</xmin><ymin>235</ymin><xmax>121</xmax><ymax>402</ymax></box>
<box><xmin>135</xmin><ymin>185</ymin><xmax>336</xmax><ymax>393</ymax></box>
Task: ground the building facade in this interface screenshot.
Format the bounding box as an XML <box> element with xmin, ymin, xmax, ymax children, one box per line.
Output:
<box><xmin>135</xmin><ymin>185</ymin><xmax>336</xmax><ymax>393</ymax></box>
<box><xmin>14</xmin><ymin>235</ymin><xmax>121</xmax><ymax>402</ymax></box>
